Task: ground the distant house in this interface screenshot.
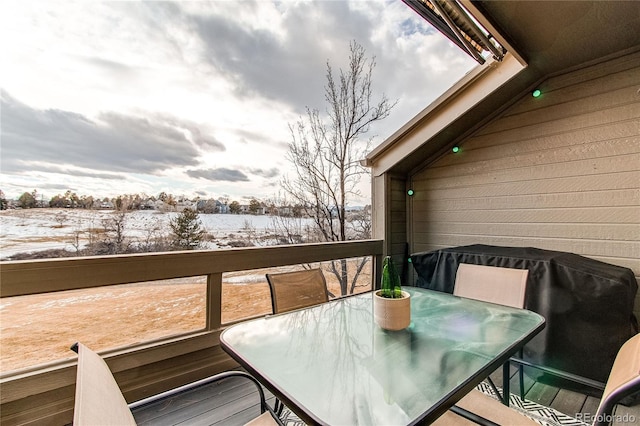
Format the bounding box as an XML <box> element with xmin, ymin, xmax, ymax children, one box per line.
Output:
<box><xmin>196</xmin><ymin>199</ymin><xmax>218</xmax><ymax>213</ymax></box>
<box><xmin>275</xmin><ymin>206</ymin><xmax>292</xmax><ymax>217</ymax></box>
<box><xmin>175</xmin><ymin>199</ymin><xmax>196</xmax><ymax>210</ymax></box>
<box><xmin>215</xmin><ymin>200</ymin><xmax>229</xmax><ymax>214</ymax></box>
<box><xmin>142</xmin><ymin>200</ymin><xmax>156</xmax><ymax>210</ymax></box>
<box><xmin>94</xmin><ymin>199</ymin><xmax>114</xmax><ymax>210</ymax></box>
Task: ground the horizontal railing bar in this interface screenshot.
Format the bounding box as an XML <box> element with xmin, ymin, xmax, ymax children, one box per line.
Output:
<box><xmin>0</xmin><ymin>240</ymin><xmax>384</xmax><ymax>297</ymax></box>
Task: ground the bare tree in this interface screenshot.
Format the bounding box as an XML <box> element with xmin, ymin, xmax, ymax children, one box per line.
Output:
<box><xmin>139</xmin><ymin>217</ymin><xmax>171</xmax><ymax>252</ymax></box>
<box><xmin>54</xmin><ymin>211</ymin><xmax>67</xmax><ymax>228</ymax></box>
<box><xmin>101</xmin><ymin>212</ymin><xmax>129</xmax><ymax>254</ymax></box>
<box><xmin>282</xmin><ymin>41</ymin><xmax>395</xmax><ymax>296</ymax></box>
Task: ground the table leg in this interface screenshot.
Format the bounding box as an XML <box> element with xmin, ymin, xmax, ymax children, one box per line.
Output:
<box><xmin>502</xmin><ymin>362</ymin><xmax>510</xmax><ymax>406</ymax></box>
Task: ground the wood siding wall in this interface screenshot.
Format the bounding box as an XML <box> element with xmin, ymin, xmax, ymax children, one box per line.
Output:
<box><xmin>409</xmin><ymin>51</ymin><xmax>640</xmax><ymax>314</ymax></box>
<box><xmin>371</xmin><ymin>174</ymin><xmax>407</xmax><ymax>283</ymax></box>
<box><xmin>390</xmin><ymin>176</ymin><xmax>408</xmax><ymax>269</ymax></box>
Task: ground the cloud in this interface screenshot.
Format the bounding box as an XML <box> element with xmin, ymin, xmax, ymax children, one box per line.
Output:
<box><xmin>186</xmin><ymin>168</ymin><xmax>249</xmax><ymax>182</ymax></box>
<box><xmin>15</xmin><ymin>164</ymin><xmax>126</xmax><ymax>181</ymax></box>
<box><xmin>0</xmin><ymin>91</ymin><xmax>224</xmax><ymax>175</ymax></box>
<box><xmin>185</xmin><ymin>165</ymin><xmax>280</xmax><ymax>184</ymax></box>
<box><xmin>248</xmin><ymin>167</ymin><xmax>280</xmax><ymax>179</ymax></box>
<box><xmin>190</xmin><ymin>1</ymin><xmax>373</xmax><ymax>112</ymax></box>
<box><xmin>150</xmin><ymin>113</ymin><xmax>226</xmax><ymax>151</ymax></box>
<box><xmin>38</xmin><ymin>183</ymin><xmax>82</xmax><ymax>192</ymax></box>
<box><xmin>81</xmin><ymin>56</ymin><xmax>137</xmax><ymax>77</ymax></box>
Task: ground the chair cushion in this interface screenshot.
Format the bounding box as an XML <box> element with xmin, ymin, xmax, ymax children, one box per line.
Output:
<box><xmin>454</xmin><ymin>263</ymin><xmax>528</xmax><ymax>308</ymax></box>
<box><xmin>433</xmin><ymin>390</ymin><xmax>539</xmax><ymax>426</ymax></box>
<box><xmin>434</xmin><ymin>410</ymin><xmax>477</xmax><ymax>425</ymax></box>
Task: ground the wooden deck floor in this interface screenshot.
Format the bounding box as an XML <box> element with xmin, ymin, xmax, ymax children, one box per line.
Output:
<box><xmin>131</xmin><ymin>375</ymin><xmax>276</xmax><ymax>426</ymax></box>
<box><xmin>131</xmin><ymin>368</ymin><xmax>639</xmax><ymax>425</ymax></box>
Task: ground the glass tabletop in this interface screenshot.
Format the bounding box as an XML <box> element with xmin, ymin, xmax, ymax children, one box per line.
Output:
<box><xmin>220</xmin><ymin>287</ymin><xmax>545</xmax><ymax>426</ymax></box>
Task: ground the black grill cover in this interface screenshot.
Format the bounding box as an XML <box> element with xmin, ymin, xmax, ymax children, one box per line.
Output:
<box><xmin>410</xmin><ymin>244</ymin><xmax>638</xmax><ymax>383</ymax></box>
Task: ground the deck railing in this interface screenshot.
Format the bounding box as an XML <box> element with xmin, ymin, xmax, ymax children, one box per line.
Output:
<box><xmin>0</xmin><ymin>239</ymin><xmax>384</xmax><ymax>425</ymax></box>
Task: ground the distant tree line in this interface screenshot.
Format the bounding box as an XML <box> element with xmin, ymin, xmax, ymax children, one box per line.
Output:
<box><xmin>0</xmin><ymin>188</ymin><xmax>313</xmax><ymax>217</ymax></box>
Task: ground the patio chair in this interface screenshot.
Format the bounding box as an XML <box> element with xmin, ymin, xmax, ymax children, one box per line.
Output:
<box><xmin>437</xmin><ymin>332</ymin><xmax>640</xmax><ymax>426</ymax></box>
<box><xmin>70</xmin><ymin>342</ymin><xmax>281</xmax><ymax>426</ymax></box>
<box><xmin>266</xmin><ymin>268</ymin><xmax>329</xmax><ymax>314</ymax></box>
<box><xmin>453</xmin><ymin>263</ymin><xmax>529</xmax><ymax>403</ymax></box>
<box><xmin>453</xmin><ymin>263</ymin><xmax>527</xmax><ymax>308</ymax></box>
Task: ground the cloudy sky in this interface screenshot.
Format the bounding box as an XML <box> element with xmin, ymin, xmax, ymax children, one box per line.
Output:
<box><xmin>0</xmin><ymin>0</ymin><xmax>475</xmax><ymax>204</ymax></box>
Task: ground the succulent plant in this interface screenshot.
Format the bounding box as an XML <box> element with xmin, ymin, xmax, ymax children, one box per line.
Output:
<box><xmin>380</xmin><ymin>256</ymin><xmax>403</xmax><ymax>298</ymax></box>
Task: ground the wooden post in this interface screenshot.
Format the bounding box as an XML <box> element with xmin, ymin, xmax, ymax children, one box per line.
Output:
<box><xmin>206</xmin><ymin>272</ymin><xmax>223</xmax><ymax>330</ymax></box>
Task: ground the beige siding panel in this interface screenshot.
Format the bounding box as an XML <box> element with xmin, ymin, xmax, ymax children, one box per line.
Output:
<box><xmin>538</xmin><ymin>52</ymin><xmax>640</xmax><ymax>94</ymax></box>
<box><xmin>409</xmin><ymin>51</ymin><xmax>640</xmax><ymax>316</ymax></box>
<box><xmin>414</xmin><ymin>171</ymin><xmax>639</xmax><ymax>200</ymax></box>
<box><xmin>507</xmin><ymin>64</ymin><xmax>640</xmax><ymax>117</ymax></box>
<box><xmin>445</xmin><ymin>104</ymin><xmax>639</xmax><ymax>153</ymax></box>
<box><xmin>486</xmin><ymin>85</ymin><xmax>639</xmax><ymax>134</ymax></box>
<box><xmin>423</xmin><ymin>138</ymin><xmax>639</xmax><ymax>181</ymax></box>
<box><xmin>420</xmin><ymin>150</ymin><xmax>639</xmax><ymax>188</ymax></box>
<box><xmin>417</xmin><ymin>206</ymin><xmax>638</xmax><ymax>224</ymax></box>
<box><xmin>421</xmin><ymin>189</ymin><xmax>639</xmax><ymax>210</ymax></box>
<box><xmin>433</xmin><ymin>120</ymin><xmax>639</xmax><ymax>170</ymax></box>
<box><xmin>414</xmin><ymin>222</ymin><xmax>639</xmax><ymax>241</ymax></box>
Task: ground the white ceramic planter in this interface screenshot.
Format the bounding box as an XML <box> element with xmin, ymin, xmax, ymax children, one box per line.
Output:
<box><xmin>373</xmin><ymin>290</ymin><xmax>411</xmax><ymax>331</ymax></box>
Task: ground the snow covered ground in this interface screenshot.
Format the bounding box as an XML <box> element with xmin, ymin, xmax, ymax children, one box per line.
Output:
<box><xmin>0</xmin><ymin>209</ymin><xmax>297</xmax><ymax>260</ymax></box>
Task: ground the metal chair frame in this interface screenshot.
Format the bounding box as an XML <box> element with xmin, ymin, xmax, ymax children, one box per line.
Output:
<box><xmin>71</xmin><ymin>342</ymin><xmax>282</xmax><ymax>426</ymax></box>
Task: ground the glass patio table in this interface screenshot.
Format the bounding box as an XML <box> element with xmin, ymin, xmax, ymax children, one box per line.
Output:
<box><xmin>220</xmin><ymin>287</ymin><xmax>545</xmax><ymax>426</ymax></box>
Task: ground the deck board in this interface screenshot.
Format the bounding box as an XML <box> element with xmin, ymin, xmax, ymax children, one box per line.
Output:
<box><xmin>132</xmin><ymin>376</ymin><xmax>265</xmax><ymax>426</ymax></box>
<box><xmin>132</xmin><ymin>369</ymin><xmax>638</xmax><ymax>426</ymax></box>
<box><xmin>613</xmin><ymin>403</ymin><xmax>640</xmax><ymax>426</ymax></box>
<box><xmin>581</xmin><ymin>395</ymin><xmax>601</xmax><ymax>418</ymax></box>
<box><xmin>550</xmin><ymin>388</ymin><xmax>591</xmax><ymax>418</ymax></box>
<box><xmin>526</xmin><ymin>381</ymin><xmax>561</xmax><ymax>407</ymax></box>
